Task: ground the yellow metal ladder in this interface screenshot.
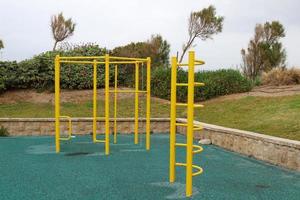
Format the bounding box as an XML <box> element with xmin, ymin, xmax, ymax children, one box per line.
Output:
<box><xmin>169</xmin><ymin>51</ymin><xmax>205</xmax><ymax>197</ymax></box>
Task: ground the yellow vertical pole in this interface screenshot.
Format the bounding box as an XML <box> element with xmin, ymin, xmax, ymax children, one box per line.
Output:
<box><xmin>93</xmin><ymin>60</ymin><xmax>97</xmax><ymax>143</ymax></box>
<box><xmin>134</xmin><ymin>62</ymin><xmax>139</xmax><ymax>144</ymax></box>
<box><xmin>55</xmin><ymin>55</ymin><xmax>60</xmax><ymax>153</ymax></box>
<box><xmin>146</xmin><ymin>57</ymin><xmax>151</xmax><ymax>150</ymax></box>
<box><xmin>186</xmin><ymin>51</ymin><xmax>195</xmax><ymax>197</ymax></box>
<box><xmin>114</xmin><ymin>65</ymin><xmax>118</xmax><ymax>144</ymax></box>
<box><xmin>105</xmin><ymin>54</ymin><xmax>110</xmax><ymax>155</ymax></box>
<box><xmin>169</xmin><ymin>56</ymin><xmax>177</xmax><ymax>182</ymax></box>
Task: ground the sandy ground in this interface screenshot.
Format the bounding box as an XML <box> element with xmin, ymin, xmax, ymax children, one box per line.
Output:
<box><xmin>1</xmin><ymin>85</ymin><xmax>300</xmax><ymax>104</ymax></box>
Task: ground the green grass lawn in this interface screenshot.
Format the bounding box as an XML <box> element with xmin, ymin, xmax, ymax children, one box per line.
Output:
<box><xmin>1</xmin><ymin>95</ymin><xmax>300</xmax><ymax>141</ymax></box>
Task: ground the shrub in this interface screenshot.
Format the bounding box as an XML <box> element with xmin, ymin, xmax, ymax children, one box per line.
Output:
<box><xmin>0</xmin><ymin>126</ymin><xmax>9</xmax><ymax>137</ymax></box>
<box><xmin>261</xmin><ymin>67</ymin><xmax>300</xmax><ymax>86</ymax></box>
<box><xmin>151</xmin><ymin>67</ymin><xmax>253</xmax><ymax>102</ymax></box>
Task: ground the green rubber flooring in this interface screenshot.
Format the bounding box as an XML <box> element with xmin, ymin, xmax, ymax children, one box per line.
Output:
<box><xmin>0</xmin><ymin>134</ymin><xmax>299</xmax><ymax>200</ymax></box>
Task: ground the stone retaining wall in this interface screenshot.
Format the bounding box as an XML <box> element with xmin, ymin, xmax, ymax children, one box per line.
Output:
<box><xmin>176</xmin><ymin>118</ymin><xmax>300</xmax><ymax>171</ymax></box>
<box><xmin>0</xmin><ymin>118</ymin><xmax>170</xmax><ymax>136</ymax></box>
<box><xmin>0</xmin><ymin>118</ymin><xmax>299</xmax><ymax>171</ymax></box>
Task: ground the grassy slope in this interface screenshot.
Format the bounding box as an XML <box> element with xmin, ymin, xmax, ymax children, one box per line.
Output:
<box><xmin>0</xmin><ymin>95</ymin><xmax>299</xmax><ymax>141</ymax></box>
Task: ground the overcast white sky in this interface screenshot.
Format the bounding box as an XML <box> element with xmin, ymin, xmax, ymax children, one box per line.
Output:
<box><xmin>0</xmin><ymin>0</ymin><xmax>299</xmax><ymax>69</ymax></box>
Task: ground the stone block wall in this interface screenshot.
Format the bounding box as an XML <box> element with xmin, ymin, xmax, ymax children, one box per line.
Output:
<box><xmin>0</xmin><ymin>118</ymin><xmax>170</xmax><ymax>136</ymax></box>
<box><xmin>177</xmin><ymin>118</ymin><xmax>300</xmax><ymax>171</ymax></box>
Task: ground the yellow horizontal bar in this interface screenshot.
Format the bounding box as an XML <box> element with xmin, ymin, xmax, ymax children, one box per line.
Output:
<box><xmin>175</xmin><ymin>123</ymin><xmax>188</xmax><ymax>127</ymax></box>
<box><xmin>176</xmin><ymin>82</ymin><xmax>205</xmax><ymax>87</ymax></box>
<box><xmin>60</xmin><ymin>60</ymin><xmax>98</xmax><ymax>64</ymax></box>
<box><xmin>176</xmin><ymin>83</ymin><xmax>188</xmax><ymax>86</ymax></box>
<box><xmin>177</xmin><ymin>63</ymin><xmax>189</xmax><ymax>66</ymax></box>
<box><xmin>108</xmin><ymin>56</ymin><xmax>148</xmax><ymax>61</ymax></box>
<box><xmin>94</xmin><ymin>139</ymin><xmax>106</xmax><ymax>143</ymax></box>
<box><xmin>195</xmin><ymin>60</ymin><xmax>205</xmax><ymax>65</ymax></box>
<box><xmin>192</xmin><ymin>145</ymin><xmax>203</xmax><ymax>154</ymax></box>
<box><xmin>110</xmin><ymin>61</ymin><xmax>144</xmax><ymax>64</ymax></box>
<box><xmin>176</xmin><ymin>103</ymin><xmax>204</xmax><ymax>108</ymax></box>
<box><xmin>60</xmin><ymin>60</ymin><xmax>144</xmax><ymax>65</ymax></box>
<box><xmin>175</xmin><ymin>142</ymin><xmax>187</xmax><ymax>147</ymax></box>
<box><xmin>59</xmin><ymin>56</ymin><xmax>148</xmax><ymax>62</ymax></box>
<box><xmin>59</xmin><ymin>138</ymin><xmax>70</xmax><ymax>141</ymax></box>
<box><xmin>60</xmin><ymin>56</ymin><xmax>105</xmax><ymax>60</ymax></box>
<box><xmin>177</xmin><ymin>60</ymin><xmax>205</xmax><ymax>67</ymax></box>
<box><xmin>175</xmin><ymin>162</ymin><xmax>187</xmax><ymax>167</ymax></box>
<box><xmin>175</xmin><ymin>123</ymin><xmax>203</xmax><ymax>131</ymax></box>
<box><xmin>175</xmin><ymin>143</ymin><xmax>203</xmax><ymax>154</ymax></box>
<box><xmin>194</xmin><ymin>82</ymin><xmax>205</xmax><ymax>86</ymax></box>
<box><xmin>194</xmin><ymin>125</ymin><xmax>203</xmax><ymax>131</ymax></box>
<box><xmin>59</xmin><ymin>116</ymin><xmax>71</xmax><ymax>119</ymax></box>
<box><xmin>109</xmin><ymin>90</ymin><xmax>147</xmax><ymax>93</ymax></box>
<box><xmin>175</xmin><ymin>162</ymin><xmax>203</xmax><ymax>176</ymax></box>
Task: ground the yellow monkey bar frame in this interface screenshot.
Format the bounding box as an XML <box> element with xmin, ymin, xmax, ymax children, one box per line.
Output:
<box><xmin>54</xmin><ymin>54</ymin><xmax>151</xmax><ymax>155</ymax></box>
<box><xmin>169</xmin><ymin>51</ymin><xmax>205</xmax><ymax>197</ymax></box>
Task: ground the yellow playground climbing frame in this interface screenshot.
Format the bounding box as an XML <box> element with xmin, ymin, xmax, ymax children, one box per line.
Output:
<box><xmin>54</xmin><ymin>54</ymin><xmax>151</xmax><ymax>155</ymax></box>
<box><xmin>169</xmin><ymin>51</ymin><xmax>204</xmax><ymax>197</ymax></box>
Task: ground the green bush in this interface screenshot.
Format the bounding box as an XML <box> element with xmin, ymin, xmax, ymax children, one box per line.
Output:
<box><xmin>151</xmin><ymin>67</ymin><xmax>253</xmax><ymax>102</ymax></box>
<box><xmin>0</xmin><ymin>126</ymin><xmax>9</xmax><ymax>137</ymax></box>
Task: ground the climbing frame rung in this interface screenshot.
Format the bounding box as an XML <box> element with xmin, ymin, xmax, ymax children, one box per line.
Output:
<box><xmin>176</xmin><ymin>103</ymin><xmax>204</xmax><ymax>108</ymax></box>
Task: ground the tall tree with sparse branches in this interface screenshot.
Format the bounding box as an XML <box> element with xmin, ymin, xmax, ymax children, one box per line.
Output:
<box><xmin>179</xmin><ymin>5</ymin><xmax>224</xmax><ymax>62</ymax></box>
<box><xmin>0</xmin><ymin>39</ymin><xmax>4</xmax><ymax>50</ymax></box>
<box><xmin>241</xmin><ymin>21</ymin><xmax>286</xmax><ymax>80</ymax></box>
<box><xmin>51</xmin><ymin>13</ymin><xmax>76</xmax><ymax>51</ymax></box>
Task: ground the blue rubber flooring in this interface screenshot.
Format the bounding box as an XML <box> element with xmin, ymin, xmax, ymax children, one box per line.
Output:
<box><xmin>0</xmin><ymin>134</ymin><xmax>299</xmax><ymax>200</ymax></box>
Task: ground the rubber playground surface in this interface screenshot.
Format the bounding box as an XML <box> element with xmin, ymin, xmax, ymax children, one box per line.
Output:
<box><xmin>0</xmin><ymin>134</ymin><xmax>299</xmax><ymax>200</ymax></box>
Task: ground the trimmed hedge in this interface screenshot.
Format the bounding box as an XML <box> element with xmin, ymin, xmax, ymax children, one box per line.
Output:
<box><xmin>151</xmin><ymin>67</ymin><xmax>253</xmax><ymax>102</ymax></box>
<box><xmin>0</xmin><ymin>43</ymin><xmax>253</xmax><ymax>100</ymax></box>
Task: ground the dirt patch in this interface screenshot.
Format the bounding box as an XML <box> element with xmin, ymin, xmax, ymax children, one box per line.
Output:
<box><xmin>0</xmin><ymin>88</ymin><xmax>144</xmax><ymax>104</ymax></box>
<box><xmin>204</xmin><ymin>85</ymin><xmax>300</xmax><ymax>103</ymax></box>
<box><xmin>1</xmin><ymin>85</ymin><xmax>300</xmax><ymax>104</ymax></box>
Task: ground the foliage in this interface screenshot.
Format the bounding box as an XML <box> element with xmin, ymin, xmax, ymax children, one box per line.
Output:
<box><xmin>0</xmin><ymin>44</ymin><xmax>109</xmax><ymax>92</ymax></box>
<box><xmin>180</xmin><ymin>5</ymin><xmax>224</xmax><ymax>62</ymax></box>
<box><xmin>241</xmin><ymin>21</ymin><xmax>286</xmax><ymax>80</ymax></box>
<box><xmin>51</xmin><ymin>13</ymin><xmax>76</xmax><ymax>50</ymax></box>
<box><xmin>0</xmin><ymin>126</ymin><xmax>9</xmax><ymax>137</ymax></box>
<box><xmin>0</xmin><ymin>37</ymin><xmax>169</xmax><ymax>92</ymax></box>
<box><xmin>112</xmin><ymin>34</ymin><xmax>170</xmax><ymax>67</ymax></box>
<box><xmin>0</xmin><ymin>61</ymin><xmax>19</xmax><ymax>93</ymax></box>
<box><xmin>112</xmin><ymin>34</ymin><xmax>170</xmax><ymax>86</ymax></box>
<box><xmin>261</xmin><ymin>67</ymin><xmax>300</xmax><ymax>86</ymax></box>
<box><xmin>151</xmin><ymin>67</ymin><xmax>253</xmax><ymax>102</ymax></box>
<box><xmin>0</xmin><ymin>39</ymin><xmax>3</xmax><ymax>49</ymax></box>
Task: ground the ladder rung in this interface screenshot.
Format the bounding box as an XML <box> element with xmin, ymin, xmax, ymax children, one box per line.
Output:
<box><xmin>176</xmin><ymin>83</ymin><xmax>188</xmax><ymax>86</ymax></box>
<box><xmin>194</xmin><ymin>125</ymin><xmax>203</xmax><ymax>131</ymax></box>
<box><xmin>175</xmin><ymin>123</ymin><xmax>203</xmax><ymax>131</ymax></box>
<box><xmin>175</xmin><ymin>162</ymin><xmax>203</xmax><ymax>176</ymax></box>
<box><xmin>194</xmin><ymin>82</ymin><xmax>205</xmax><ymax>86</ymax></box>
<box><xmin>195</xmin><ymin>60</ymin><xmax>205</xmax><ymax>65</ymax></box>
<box><xmin>176</xmin><ymin>82</ymin><xmax>205</xmax><ymax>87</ymax></box>
<box><xmin>94</xmin><ymin>139</ymin><xmax>106</xmax><ymax>143</ymax></box>
<box><xmin>175</xmin><ymin>143</ymin><xmax>186</xmax><ymax>147</ymax></box>
<box><xmin>192</xmin><ymin>145</ymin><xmax>203</xmax><ymax>154</ymax></box>
<box><xmin>176</xmin><ymin>103</ymin><xmax>204</xmax><ymax>108</ymax></box>
<box><xmin>175</xmin><ymin>143</ymin><xmax>203</xmax><ymax>154</ymax></box>
<box><xmin>192</xmin><ymin>165</ymin><xmax>203</xmax><ymax>176</ymax></box>
<box><xmin>175</xmin><ymin>123</ymin><xmax>188</xmax><ymax>127</ymax></box>
<box><xmin>109</xmin><ymin>90</ymin><xmax>147</xmax><ymax>93</ymax></box>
